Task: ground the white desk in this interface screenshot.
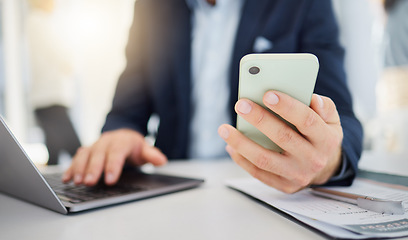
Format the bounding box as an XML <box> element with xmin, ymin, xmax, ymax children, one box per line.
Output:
<box><xmin>0</xmin><ymin>159</ymin><xmax>327</xmax><ymax>240</ymax></box>
<box><xmin>2</xmin><ymin>155</ymin><xmax>408</xmax><ymax>240</ymax></box>
<box><xmin>358</xmin><ymin>151</ymin><xmax>408</xmax><ymax>177</ymax></box>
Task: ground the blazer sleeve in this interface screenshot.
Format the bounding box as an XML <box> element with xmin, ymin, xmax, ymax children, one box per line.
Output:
<box><xmin>299</xmin><ymin>0</ymin><xmax>363</xmax><ymax>186</ymax></box>
<box><xmin>102</xmin><ymin>2</ymin><xmax>152</xmax><ymax>135</ymax></box>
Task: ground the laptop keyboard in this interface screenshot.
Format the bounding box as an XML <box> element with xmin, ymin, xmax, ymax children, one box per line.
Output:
<box><xmin>44</xmin><ymin>173</ymin><xmax>147</xmax><ymax>204</ymax></box>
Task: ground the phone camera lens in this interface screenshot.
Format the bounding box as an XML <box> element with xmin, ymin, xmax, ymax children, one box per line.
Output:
<box><xmin>249</xmin><ymin>66</ymin><xmax>260</xmax><ymax>75</ymax></box>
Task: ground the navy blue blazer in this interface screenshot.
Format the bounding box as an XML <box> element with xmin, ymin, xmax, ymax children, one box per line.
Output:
<box><xmin>103</xmin><ymin>0</ymin><xmax>363</xmax><ymax>185</ymax></box>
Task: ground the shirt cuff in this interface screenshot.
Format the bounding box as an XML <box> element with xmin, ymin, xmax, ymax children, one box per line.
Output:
<box><xmin>329</xmin><ymin>153</ymin><xmax>348</xmax><ymax>182</ymax></box>
<box><xmin>320</xmin><ymin>150</ymin><xmax>356</xmax><ymax>186</ymax></box>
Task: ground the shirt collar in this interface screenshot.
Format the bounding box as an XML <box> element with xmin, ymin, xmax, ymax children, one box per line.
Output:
<box><xmin>186</xmin><ymin>0</ymin><xmax>220</xmax><ymax>9</ymax></box>
<box><xmin>186</xmin><ymin>0</ymin><xmax>199</xmax><ymax>9</ymax></box>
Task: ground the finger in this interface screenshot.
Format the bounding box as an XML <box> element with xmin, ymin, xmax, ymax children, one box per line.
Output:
<box><xmin>140</xmin><ymin>144</ymin><xmax>168</xmax><ymax>166</ymax></box>
<box><xmin>62</xmin><ymin>166</ymin><xmax>73</xmax><ymax>183</ymax></box>
<box><xmin>309</xmin><ymin>94</ymin><xmax>340</xmax><ymax>125</ymax></box>
<box><xmin>80</xmin><ymin>136</ymin><xmax>113</xmax><ymax>186</ymax></box>
<box><xmin>225</xmin><ymin>145</ymin><xmax>302</xmax><ymax>193</ymax></box>
<box><xmin>235</xmin><ymin>98</ymin><xmax>312</xmax><ymax>154</ymax></box>
<box><xmin>219</xmin><ymin>124</ymin><xmax>290</xmax><ymax>177</ymax></box>
<box><xmin>83</xmin><ymin>150</ymin><xmax>106</xmax><ymax>186</ymax></box>
<box><xmin>263</xmin><ymin>91</ymin><xmax>329</xmax><ymax>143</ymax></box>
<box><xmin>70</xmin><ymin>147</ymin><xmax>91</xmax><ymax>185</ymax></box>
<box><xmin>104</xmin><ymin>143</ymin><xmax>133</xmax><ymax>185</ymax></box>
<box><xmin>220</xmin><ymin>125</ymin><xmax>317</xmax><ymax>191</ymax></box>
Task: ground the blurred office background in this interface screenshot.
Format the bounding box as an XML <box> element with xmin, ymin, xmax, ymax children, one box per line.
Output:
<box><xmin>0</xmin><ymin>0</ymin><xmax>134</xmax><ymax>165</ymax></box>
<box><xmin>0</xmin><ymin>0</ymin><xmax>405</xmax><ymax>165</ymax></box>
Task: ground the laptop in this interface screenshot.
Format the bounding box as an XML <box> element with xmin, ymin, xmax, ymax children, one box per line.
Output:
<box><xmin>0</xmin><ymin>116</ymin><xmax>204</xmax><ymax>214</ymax></box>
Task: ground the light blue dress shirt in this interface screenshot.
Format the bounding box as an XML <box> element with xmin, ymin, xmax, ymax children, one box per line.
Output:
<box><xmin>187</xmin><ymin>0</ymin><xmax>244</xmax><ymax>159</ymax></box>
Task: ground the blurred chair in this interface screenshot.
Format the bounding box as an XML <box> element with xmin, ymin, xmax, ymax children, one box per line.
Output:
<box><xmin>26</xmin><ymin>0</ymin><xmax>81</xmax><ymax>165</ymax></box>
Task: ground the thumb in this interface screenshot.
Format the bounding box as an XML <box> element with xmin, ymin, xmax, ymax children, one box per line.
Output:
<box><xmin>140</xmin><ymin>144</ymin><xmax>168</xmax><ymax>166</ymax></box>
<box><xmin>310</xmin><ymin>94</ymin><xmax>340</xmax><ymax>125</ymax></box>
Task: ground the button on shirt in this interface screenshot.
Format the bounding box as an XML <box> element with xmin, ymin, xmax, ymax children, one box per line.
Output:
<box><xmin>187</xmin><ymin>0</ymin><xmax>244</xmax><ymax>159</ymax></box>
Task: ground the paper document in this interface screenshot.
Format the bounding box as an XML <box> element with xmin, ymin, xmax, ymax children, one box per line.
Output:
<box><xmin>226</xmin><ymin>178</ymin><xmax>408</xmax><ymax>239</ymax></box>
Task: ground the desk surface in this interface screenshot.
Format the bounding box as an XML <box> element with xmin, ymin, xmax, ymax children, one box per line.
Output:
<box><xmin>0</xmin><ymin>159</ymin><xmax>329</xmax><ymax>240</ymax></box>
<box><xmin>1</xmin><ymin>156</ymin><xmax>407</xmax><ymax>240</ymax></box>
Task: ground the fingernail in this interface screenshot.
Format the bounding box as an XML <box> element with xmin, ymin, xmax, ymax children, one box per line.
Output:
<box><xmin>62</xmin><ymin>172</ymin><xmax>69</xmax><ymax>182</ymax></box>
<box><xmin>218</xmin><ymin>126</ymin><xmax>230</xmax><ymax>139</ymax></box>
<box><xmin>84</xmin><ymin>174</ymin><xmax>93</xmax><ymax>183</ymax></box>
<box><xmin>74</xmin><ymin>174</ymin><xmax>82</xmax><ymax>184</ymax></box>
<box><xmin>236</xmin><ymin>100</ymin><xmax>252</xmax><ymax>114</ymax></box>
<box><xmin>105</xmin><ymin>173</ymin><xmax>115</xmax><ymax>184</ymax></box>
<box><xmin>317</xmin><ymin>95</ymin><xmax>324</xmax><ymax>108</ymax></box>
<box><xmin>265</xmin><ymin>92</ymin><xmax>279</xmax><ymax>105</ymax></box>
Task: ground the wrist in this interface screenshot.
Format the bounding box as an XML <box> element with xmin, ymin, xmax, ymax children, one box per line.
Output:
<box><xmin>313</xmin><ymin>146</ymin><xmax>343</xmax><ymax>185</ymax></box>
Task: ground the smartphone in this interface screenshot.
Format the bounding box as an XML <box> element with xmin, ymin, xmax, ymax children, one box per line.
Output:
<box><xmin>237</xmin><ymin>53</ymin><xmax>319</xmax><ymax>152</ymax></box>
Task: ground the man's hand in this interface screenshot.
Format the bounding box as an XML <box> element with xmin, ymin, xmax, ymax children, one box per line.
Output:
<box><xmin>62</xmin><ymin>129</ymin><xmax>167</xmax><ymax>186</ymax></box>
<box><xmin>218</xmin><ymin>91</ymin><xmax>343</xmax><ymax>193</ymax></box>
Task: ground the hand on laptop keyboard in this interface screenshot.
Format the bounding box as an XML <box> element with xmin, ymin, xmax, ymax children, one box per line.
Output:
<box><xmin>62</xmin><ymin>129</ymin><xmax>167</xmax><ymax>186</ymax></box>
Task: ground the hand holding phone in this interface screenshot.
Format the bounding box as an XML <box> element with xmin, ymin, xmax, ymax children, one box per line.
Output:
<box><xmin>237</xmin><ymin>53</ymin><xmax>319</xmax><ymax>152</ymax></box>
<box><xmin>220</xmin><ymin>53</ymin><xmax>344</xmax><ymax>193</ymax></box>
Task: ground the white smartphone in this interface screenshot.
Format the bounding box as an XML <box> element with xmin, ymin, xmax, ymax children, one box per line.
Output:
<box><xmin>237</xmin><ymin>53</ymin><xmax>319</xmax><ymax>152</ymax></box>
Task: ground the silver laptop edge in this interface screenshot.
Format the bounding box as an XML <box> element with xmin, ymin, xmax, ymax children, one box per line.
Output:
<box><xmin>0</xmin><ymin>116</ymin><xmax>68</xmax><ymax>214</ymax></box>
